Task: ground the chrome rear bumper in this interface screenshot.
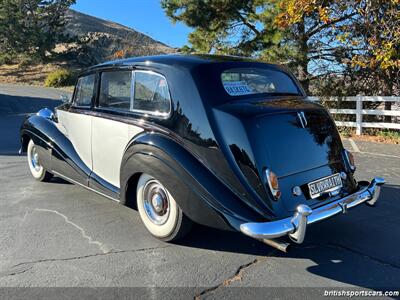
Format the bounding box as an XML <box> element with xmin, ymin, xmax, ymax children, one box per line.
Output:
<box><xmin>240</xmin><ymin>177</ymin><xmax>385</xmax><ymax>244</ymax></box>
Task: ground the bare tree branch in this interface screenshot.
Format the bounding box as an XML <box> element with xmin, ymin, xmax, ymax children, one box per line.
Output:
<box><xmin>306</xmin><ymin>12</ymin><xmax>357</xmax><ymax>38</ymax></box>
<box><xmin>235</xmin><ymin>10</ymin><xmax>261</xmax><ymax>37</ymax></box>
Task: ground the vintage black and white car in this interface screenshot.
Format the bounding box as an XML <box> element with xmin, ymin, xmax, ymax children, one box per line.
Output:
<box><xmin>20</xmin><ymin>55</ymin><xmax>385</xmax><ymax>251</ymax></box>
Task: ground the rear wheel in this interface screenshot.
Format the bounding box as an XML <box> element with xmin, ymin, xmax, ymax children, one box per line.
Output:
<box><xmin>136</xmin><ymin>174</ymin><xmax>192</xmax><ymax>241</ymax></box>
<box><xmin>27</xmin><ymin>140</ymin><xmax>53</xmax><ymax>182</ymax></box>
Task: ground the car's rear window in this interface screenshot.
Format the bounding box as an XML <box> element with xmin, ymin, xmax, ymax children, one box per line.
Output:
<box><xmin>221</xmin><ymin>68</ymin><xmax>300</xmax><ymax>96</ymax></box>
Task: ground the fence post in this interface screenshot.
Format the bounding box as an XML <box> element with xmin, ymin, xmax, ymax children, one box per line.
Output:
<box><xmin>356</xmin><ymin>95</ymin><xmax>362</xmax><ymax>135</ymax></box>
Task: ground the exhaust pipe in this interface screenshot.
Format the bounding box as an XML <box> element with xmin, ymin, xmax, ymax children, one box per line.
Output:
<box><xmin>262</xmin><ymin>238</ymin><xmax>291</xmax><ymax>253</ymax></box>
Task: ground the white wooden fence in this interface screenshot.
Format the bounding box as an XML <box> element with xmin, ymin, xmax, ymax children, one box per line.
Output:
<box><xmin>308</xmin><ymin>96</ymin><xmax>400</xmax><ymax>135</ymax></box>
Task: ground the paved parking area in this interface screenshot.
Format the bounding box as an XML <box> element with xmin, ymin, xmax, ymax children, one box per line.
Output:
<box><xmin>0</xmin><ymin>84</ymin><xmax>399</xmax><ymax>298</ymax></box>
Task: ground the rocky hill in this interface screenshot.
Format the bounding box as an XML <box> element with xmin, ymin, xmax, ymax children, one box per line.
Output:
<box><xmin>62</xmin><ymin>9</ymin><xmax>175</xmax><ymax>66</ymax></box>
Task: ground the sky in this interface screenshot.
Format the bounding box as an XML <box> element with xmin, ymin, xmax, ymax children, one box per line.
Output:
<box><xmin>71</xmin><ymin>0</ymin><xmax>191</xmax><ymax>48</ymax></box>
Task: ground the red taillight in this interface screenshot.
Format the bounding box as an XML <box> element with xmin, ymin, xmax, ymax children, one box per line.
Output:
<box><xmin>266</xmin><ymin>169</ymin><xmax>281</xmax><ymax>200</ymax></box>
<box><xmin>344</xmin><ymin>149</ymin><xmax>356</xmax><ymax>171</ymax></box>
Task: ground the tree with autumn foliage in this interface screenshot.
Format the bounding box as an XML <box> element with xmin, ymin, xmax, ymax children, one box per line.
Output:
<box><xmin>162</xmin><ymin>0</ymin><xmax>399</xmax><ymax>96</ymax></box>
<box><xmin>277</xmin><ymin>0</ymin><xmax>399</xmax><ymax>96</ymax></box>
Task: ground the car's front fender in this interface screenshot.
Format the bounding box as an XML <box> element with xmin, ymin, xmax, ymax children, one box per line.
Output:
<box><xmin>20</xmin><ymin>111</ymin><xmax>91</xmax><ymax>185</ymax></box>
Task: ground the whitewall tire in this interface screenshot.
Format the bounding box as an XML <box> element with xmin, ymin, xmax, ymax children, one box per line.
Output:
<box><xmin>27</xmin><ymin>140</ymin><xmax>53</xmax><ymax>182</ymax></box>
<box><xmin>136</xmin><ymin>174</ymin><xmax>192</xmax><ymax>241</ymax></box>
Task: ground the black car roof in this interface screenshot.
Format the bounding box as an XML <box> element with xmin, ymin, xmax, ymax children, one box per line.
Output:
<box><xmin>85</xmin><ymin>54</ymin><xmax>278</xmax><ymax>73</ymax></box>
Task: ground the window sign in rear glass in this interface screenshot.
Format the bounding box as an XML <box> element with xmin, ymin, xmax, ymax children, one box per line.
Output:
<box><xmin>223</xmin><ymin>81</ymin><xmax>254</xmax><ymax>96</ymax></box>
<box><xmin>221</xmin><ymin>68</ymin><xmax>300</xmax><ymax>96</ymax></box>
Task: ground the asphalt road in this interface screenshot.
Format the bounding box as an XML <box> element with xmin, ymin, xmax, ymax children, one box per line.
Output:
<box><xmin>0</xmin><ymin>84</ymin><xmax>399</xmax><ymax>299</ymax></box>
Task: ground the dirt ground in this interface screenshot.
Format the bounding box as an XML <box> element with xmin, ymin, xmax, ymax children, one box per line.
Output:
<box><xmin>348</xmin><ymin>134</ymin><xmax>400</xmax><ymax>145</ymax></box>
<box><xmin>0</xmin><ymin>62</ymin><xmax>67</xmax><ymax>86</ymax></box>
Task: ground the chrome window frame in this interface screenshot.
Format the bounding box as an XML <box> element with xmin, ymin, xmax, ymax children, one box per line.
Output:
<box><xmin>130</xmin><ymin>70</ymin><xmax>172</xmax><ymax>118</ymax></box>
<box><xmin>72</xmin><ymin>74</ymin><xmax>96</xmax><ymax>108</ymax></box>
<box><xmin>130</xmin><ymin>70</ymin><xmax>135</xmax><ymax>111</ymax></box>
<box><xmin>97</xmin><ymin>70</ymin><xmax>133</xmax><ymax>112</ymax></box>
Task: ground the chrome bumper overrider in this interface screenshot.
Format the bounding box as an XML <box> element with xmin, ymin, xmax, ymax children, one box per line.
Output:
<box><xmin>240</xmin><ymin>177</ymin><xmax>385</xmax><ymax>244</ymax></box>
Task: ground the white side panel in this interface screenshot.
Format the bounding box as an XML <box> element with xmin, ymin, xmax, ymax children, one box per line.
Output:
<box><xmin>91</xmin><ymin>116</ymin><xmax>143</xmax><ymax>188</ymax></box>
<box><xmin>57</xmin><ymin>110</ymin><xmax>92</xmax><ymax>169</ymax></box>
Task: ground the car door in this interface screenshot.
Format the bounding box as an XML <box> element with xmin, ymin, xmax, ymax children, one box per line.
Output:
<box><xmin>55</xmin><ymin>74</ymin><xmax>95</xmax><ymax>185</ymax></box>
<box><xmin>90</xmin><ymin>70</ymin><xmax>140</xmax><ymax>197</ymax></box>
<box><xmin>90</xmin><ymin>69</ymin><xmax>171</xmax><ymax>198</ymax></box>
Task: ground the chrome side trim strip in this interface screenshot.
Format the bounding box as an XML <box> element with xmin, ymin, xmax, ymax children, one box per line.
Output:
<box><xmin>297</xmin><ymin>111</ymin><xmax>307</xmax><ymax>128</ymax></box>
<box><xmin>240</xmin><ymin>177</ymin><xmax>385</xmax><ymax>244</ymax></box>
<box><xmin>300</xmin><ymin>111</ymin><xmax>307</xmax><ymax>127</ymax></box>
<box><xmin>52</xmin><ymin>171</ymin><xmax>120</xmax><ymax>203</ymax></box>
<box><xmin>297</xmin><ymin>112</ymin><xmax>305</xmax><ymax>128</ymax></box>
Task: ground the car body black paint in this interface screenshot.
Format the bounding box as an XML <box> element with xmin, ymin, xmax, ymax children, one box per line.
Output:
<box><xmin>20</xmin><ymin>54</ymin><xmax>358</xmax><ymax>231</ymax></box>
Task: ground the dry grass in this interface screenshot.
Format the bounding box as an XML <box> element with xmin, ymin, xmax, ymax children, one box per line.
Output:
<box><xmin>350</xmin><ymin>133</ymin><xmax>400</xmax><ymax>145</ymax></box>
<box><xmin>0</xmin><ymin>62</ymin><xmax>69</xmax><ymax>87</ymax></box>
<box><xmin>340</xmin><ymin>129</ymin><xmax>400</xmax><ymax>144</ymax></box>
<box><xmin>0</xmin><ymin>62</ymin><xmax>75</xmax><ymax>92</ymax></box>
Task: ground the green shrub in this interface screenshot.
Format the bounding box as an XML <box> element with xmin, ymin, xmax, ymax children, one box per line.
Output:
<box><xmin>18</xmin><ymin>54</ymin><xmax>42</xmax><ymax>67</ymax></box>
<box><xmin>45</xmin><ymin>69</ymin><xmax>77</xmax><ymax>87</ymax></box>
<box><xmin>371</xmin><ymin>129</ymin><xmax>400</xmax><ymax>141</ymax></box>
<box><xmin>0</xmin><ymin>53</ymin><xmax>14</xmax><ymax>65</ymax></box>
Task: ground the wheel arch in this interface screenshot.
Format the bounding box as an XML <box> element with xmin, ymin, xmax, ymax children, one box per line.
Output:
<box><xmin>120</xmin><ymin>132</ymin><xmax>265</xmax><ymax>231</ymax></box>
<box><xmin>21</xmin><ymin>113</ymin><xmax>92</xmax><ymax>185</ymax></box>
<box><xmin>20</xmin><ymin>132</ymin><xmax>31</xmax><ymax>153</ymax></box>
<box><xmin>124</xmin><ymin>172</ymin><xmax>142</xmax><ymax>210</ymax></box>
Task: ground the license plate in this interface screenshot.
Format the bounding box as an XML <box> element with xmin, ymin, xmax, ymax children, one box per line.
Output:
<box><xmin>308</xmin><ymin>173</ymin><xmax>342</xmax><ymax>199</ymax></box>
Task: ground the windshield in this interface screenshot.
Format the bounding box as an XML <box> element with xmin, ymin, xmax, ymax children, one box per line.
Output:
<box><xmin>221</xmin><ymin>68</ymin><xmax>300</xmax><ymax>97</ymax></box>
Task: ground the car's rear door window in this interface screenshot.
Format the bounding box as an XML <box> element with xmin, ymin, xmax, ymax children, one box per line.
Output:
<box><xmin>132</xmin><ymin>71</ymin><xmax>171</xmax><ymax>116</ymax></box>
<box><xmin>74</xmin><ymin>74</ymin><xmax>95</xmax><ymax>107</ymax></box>
<box><xmin>99</xmin><ymin>71</ymin><xmax>132</xmax><ymax>111</ymax></box>
<box><xmin>221</xmin><ymin>68</ymin><xmax>300</xmax><ymax>97</ymax></box>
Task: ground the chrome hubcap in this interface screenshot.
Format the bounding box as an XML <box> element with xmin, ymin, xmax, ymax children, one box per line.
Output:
<box><xmin>30</xmin><ymin>146</ymin><xmax>41</xmax><ymax>172</ymax></box>
<box><xmin>151</xmin><ymin>193</ymin><xmax>164</xmax><ymax>213</ymax></box>
<box><xmin>143</xmin><ymin>179</ymin><xmax>170</xmax><ymax>225</ymax></box>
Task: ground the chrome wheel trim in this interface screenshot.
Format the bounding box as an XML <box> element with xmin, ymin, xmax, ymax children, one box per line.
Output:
<box><xmin>142</xmin><ymin>179</ymin><xmax>170</xmax><ymax>225</ymax></box>
<box><xmin>30</xmin><ymin>145</ymin><xmax>41</xmax><ymax>172</ymax></box>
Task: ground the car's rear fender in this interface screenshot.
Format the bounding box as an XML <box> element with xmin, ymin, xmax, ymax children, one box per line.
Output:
<box><xmin>120</xmin><ymin>132</ymin><xmax>269</xmax><ymax>230</ymax></box>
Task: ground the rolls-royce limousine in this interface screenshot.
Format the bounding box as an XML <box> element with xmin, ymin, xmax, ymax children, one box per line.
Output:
<box><xmin>20</xmin><ymin>54</ymin><xmax>384</xmax><ymax>251</ymax></box>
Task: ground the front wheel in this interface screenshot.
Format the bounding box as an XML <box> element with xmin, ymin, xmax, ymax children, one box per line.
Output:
<box><xmin>136</xmin><ymin>174</ymin><xmax>192</xmax><ymax>241</ymax></box>
<box><xmin>27</xmin><ymin>140</ymin><xmax>53</xmax><ymax>182</ymax></box>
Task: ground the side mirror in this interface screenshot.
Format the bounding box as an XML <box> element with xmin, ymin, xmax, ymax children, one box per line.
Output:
<box><xmin>60</xmin><ymin>94</ymin><xmax>72</xmax><ymax>103</ymax></box>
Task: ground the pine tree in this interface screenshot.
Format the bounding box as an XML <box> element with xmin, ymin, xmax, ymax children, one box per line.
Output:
<box><xmin>0</xmin><ymin>0</ymin><xmax>76</xmax><ymax>61</ymax></box>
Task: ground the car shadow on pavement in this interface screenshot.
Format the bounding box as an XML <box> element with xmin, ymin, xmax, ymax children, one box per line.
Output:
<box><xmin>0</xmin><ymin>93</ymin><xmax>61</xmax><ymax>156</ymax></box>
<box><xmin>49</xmin><ymin>176</ymin><xmax>73</xmax><ymax>185</ymax></box>
<box><xmin>177</xmin><ymin>184</ymin><xmax>400</xmax><ymax>289</ymax></box>
<box><xmin>0</xmin><ymin>93</ymin><xmax>61</xmax><ymax>115</ymax></box>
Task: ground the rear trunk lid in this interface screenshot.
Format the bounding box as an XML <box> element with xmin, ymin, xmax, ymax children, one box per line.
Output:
<box><xmin>249</xmin><ymin>107</ymin><xmax>342</xmax><ymax>177</ymax></box>
<box><xmin>212</xmin><ymin>97</ymin><xmax>355</xmax><ymax>218</ymax></box>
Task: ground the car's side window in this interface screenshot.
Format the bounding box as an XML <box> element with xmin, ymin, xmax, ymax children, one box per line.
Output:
<box><xmin>74</xmin><ymin>74</ymin><xmax>95</xmax><ymax>107</ymax></box>
<box><xmin>133</xmin><ymin>71</ymin><xmax>171</xmax><ymax>115</ymax></box>
<box><xmin>99</xmin><ymin>71</ymin><xmax>132</xmax><ymax>111</ymax></box>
